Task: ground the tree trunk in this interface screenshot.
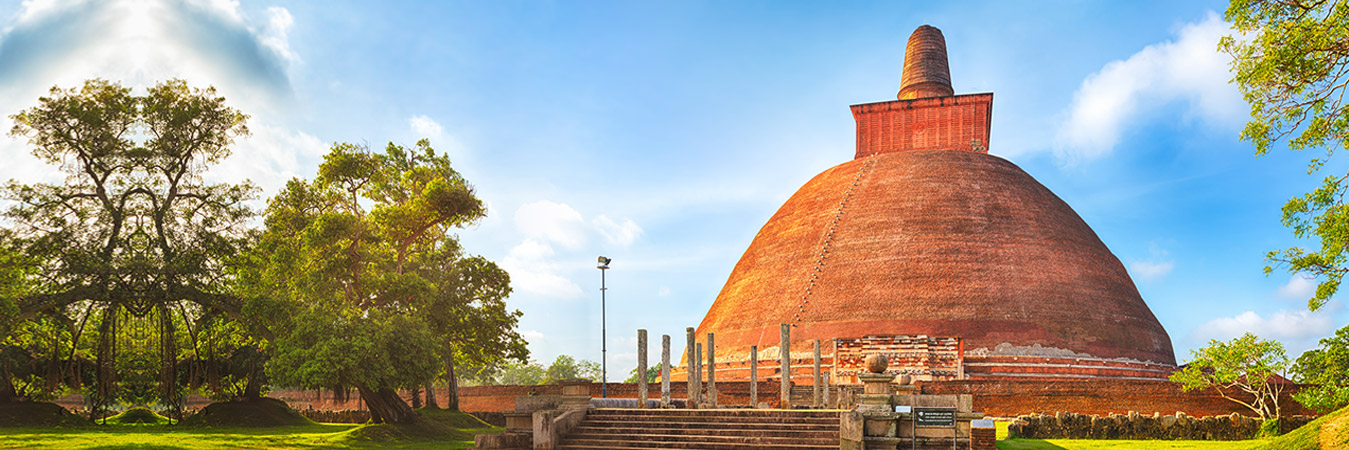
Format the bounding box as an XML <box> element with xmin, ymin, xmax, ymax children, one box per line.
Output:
<box><xmin>0</xmin><ymin>363</ymin><xmax>16</xmax><ymax>403</ymax></box>
<box><xmin>243</xmin><ymin>361</ymin><xmax>263</xmax><ymax>400</ymax></box>
<box><xmin>444</xmin><ymin>347</ymin><xmax>459</xmax><ymax>411</ymax></box>
<box><xmin>424</xmin><ymin>382</ymin><xmax>438</xmax><ymax>409</ymax></box>
<box><xmin>358</xmin><ymin>386</ymin><xmax>418</xmax><ymax>424</ymax></box>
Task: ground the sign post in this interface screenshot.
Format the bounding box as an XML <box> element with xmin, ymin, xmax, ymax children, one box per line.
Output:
<box><xmin>914</xmin><ymin>407</ymin><xmax>958</xmax><ymax>450</ymax></box>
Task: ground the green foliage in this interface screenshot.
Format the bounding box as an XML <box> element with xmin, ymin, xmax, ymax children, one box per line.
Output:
<box><xmin>1223</xmin><ymin>0</ymin><xmax>1349</xmax><ymax>310</ymax></box>
<box><xmin>624</xmin><ymin>365</ymin><xmax>660</xmax><ymax>383</ymax></box>
<box><xmin>466</xmin><ymin>355</ymin><xmax>600</xmax><ymax>386</ymax></box>
<box><xmin>489</xmin><ymin>360</ymin><xmax>546</xmax><ymax>386</ymax></box>
<box><xmin>1291</xmin><ymin>324</ymin><xmax>1349</xmax><ymax>413</ymax></box>
<box><xmin>2</xmin><ymin>79</ymin><xmax>257</xmax><ymax>415</ymax></box>
<box><xmin>248</xmin><ymin>139</ymin><xmax>523</xmax><ymax>421</ymax></box>
<box><xmin>1256</xmin><ymin>416</ymin><xmax>1280</xmax><ymax>438</ymax></box>
<box><xmin>543</xmin><ymin>355</ymin><xmax>600</xmax><ymax>384</ymax></box>
<box><xmin>1169</xmin><ymin>333</ymin><xmax>1289</xmax><ymax>419</ymax></box>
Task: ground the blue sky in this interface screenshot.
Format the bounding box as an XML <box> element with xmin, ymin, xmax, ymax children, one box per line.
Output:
<box><xmin>0</xmin><ymin>0</ymin><xmax>1343</xmax><ymax>376</ymax></box>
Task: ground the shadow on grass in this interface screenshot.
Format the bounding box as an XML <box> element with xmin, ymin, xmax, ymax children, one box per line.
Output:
<box><xmin>997</xmin><ymin>439</ymin><xmax>1070</xmax><ymax>450</ymax></box>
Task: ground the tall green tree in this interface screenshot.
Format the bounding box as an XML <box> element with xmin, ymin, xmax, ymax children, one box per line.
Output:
<box><xmin>1170</xmin><ymin>333</ymin><xmax>1290</xmax><ymax>420</ymax></box>
<box><xmin>1224</xmin><ymin>0</ymin><xmax>1349</xmax><ymax>309</ymax></box>
<box><xmin>246</xmin><ymin>140</ymin><xmax>525</xmax><ymax>423</ymax></box>
<box><xmin>3</xmin><ymin>80</ymin><xmax>256</xmax><ymax>418</ymax></box>
<box><xmin>1291</xmin><ymin>324</ymin><xmax>1349</xmax><ymax>413</ymax></box>
<box><xmin>416</xmin><ymin>239</ymin><xmax>527</xmax><ymax>410</ymax></box>
<box><xmin>543</xmin><ymin>355</ymin><xmax>601</xmax><ymax>384</ymax></box>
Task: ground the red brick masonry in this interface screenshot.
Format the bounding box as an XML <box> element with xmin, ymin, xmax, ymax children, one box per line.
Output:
<box><xmin>970</xmin><ymin>427</ymin><xmax>996</xmax><ymax>450</ymax></box>
<box><xmin>852</xmin><ymin>93</ymin><xmax>992</xmax><ymax>158</ymax></box>
<box><xmin>271</xmin><ymin>378</ymin><xmax>1317</xmax><ymax>419</ymax></box>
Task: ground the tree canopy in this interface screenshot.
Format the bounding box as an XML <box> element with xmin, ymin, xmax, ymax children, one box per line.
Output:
<box><xmin>2</xmin><ymin>80</ymin><xmax>255</xmax><ymax>417</ymax></box>
<box><xmin>1292</xmin><ymin>324</ymin><xmax>1349</xmax><ymax>413</ymax></box>
<box><xmin>240</xmin><ymin>140</ymin><xmax>526</xmax><ymax>423</ymax></box>
<box><xmin>1224</xmin><ymin>0</ymin><xmax>1349</xmax><ymax>310</ymax></box>
<box><xmin>1170</xmin><ymin>333</ymin><xmax>1290</xmax><ymax>420</ymax></box>
<box><xmin>0</xmin><ymin>80</ymin><xmax>528</xmax><ymax>426</ymax></box>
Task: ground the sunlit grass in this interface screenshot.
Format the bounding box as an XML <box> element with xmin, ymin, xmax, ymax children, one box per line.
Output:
<box><xmin>0</xmin><ymin>409</ymin><xmax>499</xmax><ymax>449</ymax></box>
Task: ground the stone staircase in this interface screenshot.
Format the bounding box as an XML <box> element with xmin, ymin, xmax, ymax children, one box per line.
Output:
<box><xmin>556</xmin><ymin>408</ymin><xmax>842</xmax><ymax>449</ymax></box>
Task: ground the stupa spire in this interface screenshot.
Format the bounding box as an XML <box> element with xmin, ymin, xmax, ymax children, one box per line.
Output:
<box><xmin>898</xmin><ymin>25</ymin><xmax>954</xmax><ymax>100</ymax></box>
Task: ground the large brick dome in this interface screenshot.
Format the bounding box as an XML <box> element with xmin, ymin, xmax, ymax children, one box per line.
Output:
<box><xmin>694</xmin><ymin>149</ymin><xmax>1175</xmax><ymax>367</ymax></box>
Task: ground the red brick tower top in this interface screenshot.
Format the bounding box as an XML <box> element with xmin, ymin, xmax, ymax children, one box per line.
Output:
<box><xmin>852</xmin><ymin>25</ymin><xmax>992</xmax><ymax>159</ymax></box>
<box><xmin>898</xmin><ymin>25</ymin><xmax>954</xmax><ymax>99</ymax></box>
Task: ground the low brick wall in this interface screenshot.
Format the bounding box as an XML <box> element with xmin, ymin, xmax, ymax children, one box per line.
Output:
<box><xmin>1008</xmin><ymin>412</ymin><xmax>1317</xmax><ymax>440</ymax></box>
<box><xmin>269</xmin><ymin>378</ymin><xmax>1318</xmax><ymax>420</ymax></box>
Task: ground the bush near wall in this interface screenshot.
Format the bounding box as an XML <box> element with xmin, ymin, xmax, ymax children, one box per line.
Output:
<box><xmin>1008</xmin><ymin>412</ymin><xmax>1317</xmax><ymax>440</ymax></box>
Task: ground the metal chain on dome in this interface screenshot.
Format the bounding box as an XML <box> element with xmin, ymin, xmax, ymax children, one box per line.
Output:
<box><xmin>791</xmin><ymin>153</ymin><xmax>877</xmax><ymax>326</ymax></box>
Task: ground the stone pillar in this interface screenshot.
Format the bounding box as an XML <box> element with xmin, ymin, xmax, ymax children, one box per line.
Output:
<box><xmin>750</xmin><ymin>345</ymin><xmax>758</xmax><ymax>408</ymax></box>
<box><xmin>695</xmin><ymin>343</ymin><xmax>703</xmax><ymax>407</ymax></box>
<box><xmin>706</xmin><ymin>332</ymin><xmax>716</xmax><ymax>408</ymax></box>
<box><xmin>812</xmin><ymin>339</ymin><xmax>822</xmax><ymax>408</ymax></box>
<box><xmin>637</xmin><ymin>329</ymin><xmax>647</xmax><ymax>409</ymax></box>
<box><xmin>779</xmin><ymin>323</ymin><xmax>790</xmax><ymax>409</ymax></box>
<box><xmin>823</xmin><ymin>372</ymin><xmax>831</xmax><ymax>409</ymax></box>
<box><xmin>661</xmin><ymin>334</ymin><xmax>671</xmax><ymax>407</ymax></box>
<box><xmin>685</xmin><ymin>327</ymin><xmax>696</xmax><ymax>409</ymax></box>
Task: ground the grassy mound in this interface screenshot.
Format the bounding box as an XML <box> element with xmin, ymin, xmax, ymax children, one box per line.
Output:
<box><xmin>341</xmin><ymin>408</ymin><xmax>497</xmax><ymax>445</ymax></box>
<box><xmin>181</xmin><ymin>397</ymin><xmax>313</xmax><ymax>427</ymax></box>
<box><xmin>1251</xmin><ymin>405</ymin><xmax>1349</xmax><ymax>450</ymax></box>
<box><xmin>0</xmin><ymin>401</ymin><xmax>88</xmax><ymax>428</ymax></box>
<box><xmin>103</xmin><ymin>407</ymin><xmax>173</xmax><ymax>425</ymax></box>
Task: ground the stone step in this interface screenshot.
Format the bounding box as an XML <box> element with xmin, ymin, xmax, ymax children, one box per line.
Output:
<box><xmin>572</xmin><ymin>425</ymin><xmax>838</xmax><ymax>438</ymax></box>
<box><xmin>560</xmin><ymin>408</ymin><xmax>844</xmax><ymax>449</ymax></box>
<box><xmin>558</xmin><ymin>436</ymin><xmax>838</xmax><ymax>450</ymax></box>
<box><xmin>564</xmin><ymin>432</ymin><xmax>838</xmax><ymax>444</ymax></box>
<box><xmin>579</xmin><ymin>420</ymin><xmax>838</xmax><ymax>431</ymax></box>
<box><xmin>557</xmin><ymin>444</ymin><xmax>836</xmax><ymax>450</ymax></box>
<box><xmin>586</xmin><ymin>412</ymin><xmax>840</xmax><ymax>424</ymax></box>
<box><xmin>588</xmin><ymin>408</ymin><xmax>842</xmax><ymax>418</ymax></box>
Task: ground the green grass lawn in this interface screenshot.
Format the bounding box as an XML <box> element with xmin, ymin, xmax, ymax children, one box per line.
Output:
<box><xmin>0</xmin><ymin>409</ymin><xmax>501</xmax><ymax>449</ymax></box>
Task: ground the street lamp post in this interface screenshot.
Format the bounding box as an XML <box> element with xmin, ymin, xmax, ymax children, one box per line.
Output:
<box><xmin>597</xmin><ymin>256</ymin><xmax>612</xmax><ymax>398</ymax></box>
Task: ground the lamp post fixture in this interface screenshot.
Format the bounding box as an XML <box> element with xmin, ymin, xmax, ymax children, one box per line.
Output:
<box><xmin>597</xmin><ymin>256</ymin><xmax>612</xmax><ymax>398</ymax></box>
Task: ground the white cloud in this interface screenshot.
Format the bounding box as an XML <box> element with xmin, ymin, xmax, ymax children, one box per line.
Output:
<box><xmin>1193</xmin><ymin>309</ymin><xmax>1335</xmax><ymax>342</ymax></box>
<box><xmin>1055</xmin><ymin>12</ymin><xmax>1244</xmax><ymax>162</ymax></box>
<box><xmin>1277</xmin><ymin>273</ymin><xmax>1317</xmax><ymax>302</ymax></box>
<box><xmin>0</xmin><ymin>0</ymin><xmax>296</xmax><ymax>104</ymax></box>
<box><xmin>499</xmin><ymin>239</ymin><xmax>583</xmax><ymax>299</ymax></box>
<box><xmin>1129</xmin><ymin>261</ymin><xmax>1174</xmax><ymax>281</ymax></box>
<box><xmin>657</xmin><ymin>286</ymin><xmax>672</xmax><ymax>297</ymax></box>
<box><xmin>0</xmin><ymin>0</ymin><xmax>309</xmax><ymax>187</ymax></box>
<box><xmin>259</xmin><ymin>6</ymin><xmax>297</xmax><ymax>65</ymax></box>
<box><xmin>521</xmin><ymin>329</ymin><xmax>545</xmax><ymax>341</ymax></box>
<box><xmin>593</xmin><ymin>215</ymin><xmax>643</xmax><ymax>247</ymax></box>
<box><xmin>515</xmin><ymin>201</ymin><xmax>588</xmax><ymax>249</ymax></box>
<box><xmin>409</xmin><ymin>114</ymin><xmax>445</xmax><ymax>141</ymax></box>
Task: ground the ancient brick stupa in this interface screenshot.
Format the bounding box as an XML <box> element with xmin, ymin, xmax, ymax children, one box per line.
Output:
<box><xmin>688</xmin><ymin>25</ymin><xmax>1176</xmax><ymax>383</ymax></box>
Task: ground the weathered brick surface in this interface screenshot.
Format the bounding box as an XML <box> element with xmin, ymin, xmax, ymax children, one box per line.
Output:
<box><xmin>269</xmin><ymin>378</ymin><xmax>1319</xmax><ymax>421</ymax></box>
<box><xmin>691</xmin><ymin>149</ymin><xmax>1176</xmax><ymax>371</ymax></box>
<box><xmin>898</xmin><ymin>25</ymin><xmax>955</xmax><ymax>100</ymax></box>
<box><xmin>970</xmin><ymin>427</ymin><xmax>996</xmax><ymax>450</ymax></box>
<box><xmin>852</xmin><ymin>93</ymin><xmax>993</xmax><ymax>158</ymax></box>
